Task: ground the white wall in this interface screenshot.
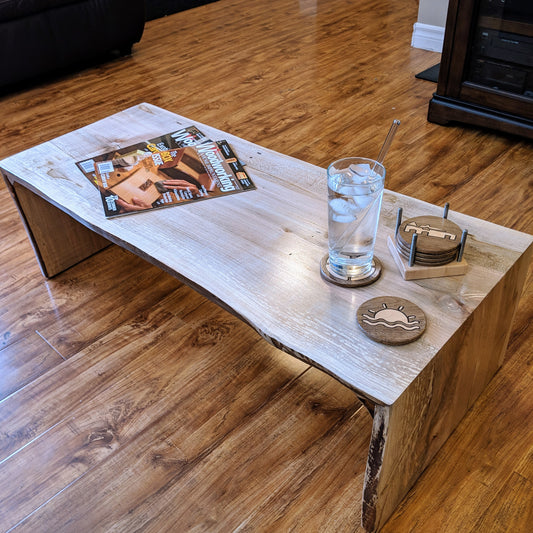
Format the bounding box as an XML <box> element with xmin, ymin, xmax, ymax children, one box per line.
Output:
<box><xmin>417</xmin><ymin>0</ymin><xmax>449</xmax><ymax>27</ymax></box>
<box><xmin>411</xmin><ymin>0</ymin><xmax>450</xmax><ymax>52</ymax></box>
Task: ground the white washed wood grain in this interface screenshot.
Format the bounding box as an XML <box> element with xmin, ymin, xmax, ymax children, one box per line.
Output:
<box><xmin>1</xmin><ymin>103</ymin><xmax>531</xmax><ymax>406</ymax></box>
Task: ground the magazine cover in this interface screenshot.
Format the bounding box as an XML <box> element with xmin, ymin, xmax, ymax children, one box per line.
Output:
<box><xmin>77</xmin><ymin>125</ymin><xmax>212</xmax><ymax>189</ymax></box>
<box><xmin>77</xmin><ymin>140</ymin><xmax>255</xmax><ymax>217</ymax></box>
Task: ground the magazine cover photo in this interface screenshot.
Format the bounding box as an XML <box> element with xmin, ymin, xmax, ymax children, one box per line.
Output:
<box><xmin>77</xmin><ymin>140</ymin><xmax>255</xmax><ymax>217</ymax></box>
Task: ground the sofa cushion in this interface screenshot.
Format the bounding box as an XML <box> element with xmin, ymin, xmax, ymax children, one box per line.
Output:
<box><xmin>0</xmin><ymin>0</ymin><xmax>81</xmax><ymax>22</ymax></box>
<box><xmin>0</xmin><ymin>0</ymin><xmax>145</xmax><ymax>88</ymax></box>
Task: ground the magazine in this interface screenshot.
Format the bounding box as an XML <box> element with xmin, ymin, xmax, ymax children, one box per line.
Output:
<box><xmin>77</xmin><ymin>125</ymin><xmax>212</xmax><ymax>188</ymax></box>
<box><xmin>76</xmin><ymin>127</ymin><xmax>255</xmax><ymax>217</ymax></box>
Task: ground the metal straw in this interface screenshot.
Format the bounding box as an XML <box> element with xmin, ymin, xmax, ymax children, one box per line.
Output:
<box><xmin>376</xmin><ymin>119</ymin><xmax>401</xmax><ymax>164</ymax></box>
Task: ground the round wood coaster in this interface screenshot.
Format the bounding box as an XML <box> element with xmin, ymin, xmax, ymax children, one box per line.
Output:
<box><xmin>357</xmin><ymin>296</ymin><xmax>427</xmax><ymax>345</ymax></box>
<box><xmin>320</xmin><ymin>254</ymin><xmax>382</xmax><ymax>287</ymax></box>
<box><xmin>395</xmin><ymin>234</ymin><xmax>458</xmax><ymax>260</ymax></box>
<box><xmin>396</xmin><ymin>252</ymin><xmax>457</xmax><ymax>266</ymax></box>
<box><xmin>397</xmin><ymin>216</ymin><xmax>462</xmax><ymax>255</ymax></box>
<box><xmin>395</xmin><ymin>238</ymin><xmax>458</xmax><ymax>265</ymax></box>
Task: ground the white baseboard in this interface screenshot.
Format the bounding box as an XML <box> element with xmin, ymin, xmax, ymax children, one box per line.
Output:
<box><xmin>411</xmin><ymin>22</ymin><xmax>445</xmax><ymax>53</ymax></box>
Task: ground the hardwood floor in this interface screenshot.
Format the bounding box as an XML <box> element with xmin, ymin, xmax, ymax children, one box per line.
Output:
<box><xmin>0</xmin><ymin>0</ymin><xmax>531</xmax><ymax>531</ymax></box>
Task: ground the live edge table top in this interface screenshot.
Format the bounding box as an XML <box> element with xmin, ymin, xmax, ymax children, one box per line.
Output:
<box><xmin>1</xmin><ymin>103</ymin><xmax>532</xmax><ymax>408</ymax></box>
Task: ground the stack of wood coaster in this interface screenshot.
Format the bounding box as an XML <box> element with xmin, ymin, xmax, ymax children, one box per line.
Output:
<box><xmin>387</xmin><ymin>205</ymin><xmax>469</xmax><ymax>280</ymax></box>
<box><xmin>395</xmin><ymin>215</ymin><xmax>463</xmax><ymax>266</ymax></box>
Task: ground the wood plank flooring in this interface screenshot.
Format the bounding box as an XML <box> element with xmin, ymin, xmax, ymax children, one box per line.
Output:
<box><xmin>1</xmin><ymin>0</ymin><xmax>531</xmax><ymax>531</ymax></box>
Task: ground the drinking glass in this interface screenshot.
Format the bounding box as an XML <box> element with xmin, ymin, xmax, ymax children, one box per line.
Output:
<box><xmin>327</xmin><ymin>157</ymin><xmax>385</xmax><ymax>280</ymax></box>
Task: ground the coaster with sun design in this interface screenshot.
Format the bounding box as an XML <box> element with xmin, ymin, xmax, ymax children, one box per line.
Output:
<box><xmin>356</xmin><ymin>296</ymin><xmax>427</xmax><ymax>345</ymax></box>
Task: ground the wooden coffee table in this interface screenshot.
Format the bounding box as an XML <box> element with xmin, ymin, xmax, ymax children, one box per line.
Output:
<box><xmin>2</xmin><ymin>103</ymin><xmax>531</xmax><ymax>532</ymax></box>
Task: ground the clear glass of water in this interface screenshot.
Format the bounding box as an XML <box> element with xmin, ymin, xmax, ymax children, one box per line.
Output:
<box><xmin>327</xmin><ymin>157</ymin><xmax>385</xmax><ymax>280</ymax></box>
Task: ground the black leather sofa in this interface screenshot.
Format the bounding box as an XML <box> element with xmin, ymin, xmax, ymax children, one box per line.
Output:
<box><xmin>0</xmin><ymin>0</ymin><xmax>145</xmax><ymax>89</ymax></box>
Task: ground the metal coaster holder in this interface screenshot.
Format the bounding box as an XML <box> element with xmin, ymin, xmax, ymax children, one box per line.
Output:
<box><xmin>394</xmin><ymin>203</ymin><xmax>469</xmax><ymax>267</ymax></box>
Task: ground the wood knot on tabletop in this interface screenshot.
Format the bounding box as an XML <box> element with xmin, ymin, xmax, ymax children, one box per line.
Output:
<box><xmin>436</xmin><ymin>294</ymin><xmax>467</xmax><ymax>313</ymax></box>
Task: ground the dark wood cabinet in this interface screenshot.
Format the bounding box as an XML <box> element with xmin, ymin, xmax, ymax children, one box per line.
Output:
<box><xmin>428</xmin><ymin>0</ymin><xmax>533</xmax><ymax>139</ymax></box>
